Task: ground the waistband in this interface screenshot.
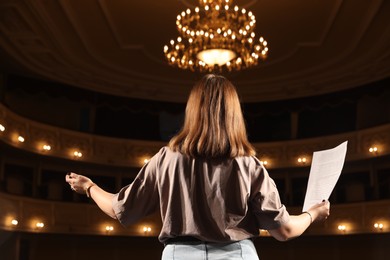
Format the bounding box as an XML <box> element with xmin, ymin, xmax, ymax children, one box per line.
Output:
<box><xmin>165</xmin><ymin>236</ymin><xmax>203</xmax><ymax>244</ymax></box>
<box><xmin>164</xmin><ymin>236</ymin><xmax>256</xmax><ymax>245</ymax></box>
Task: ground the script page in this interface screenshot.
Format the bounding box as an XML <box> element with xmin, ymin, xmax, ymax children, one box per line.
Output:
<box><xmin>302</xmin><ymin>141</ymin><xmax>348</xmax><ymax>212</ymax></box>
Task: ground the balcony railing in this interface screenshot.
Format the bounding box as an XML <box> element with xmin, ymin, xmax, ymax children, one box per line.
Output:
<box><xmin>1</xmin><ymin>192</ymin><xmax>388</xmax><ymax>237</ymax></box>
<box><xmin>1</xmin><ymin>103</ymin><xmax>389</xmax><ymax>169</ymax></box>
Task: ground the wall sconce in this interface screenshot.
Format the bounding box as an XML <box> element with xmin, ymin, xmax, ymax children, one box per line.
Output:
<box><xmin>105</xmin><ymin>225</ymin><xmax>114</xmax><ymax>234</ymax></box>
<box><xmin>143</xmin><ymin>226</ymin><xmax>152</xmax><ymax>234</ymax></box>
<box><xmin>11</xmin><ymin>219</ymin><xmax>18</xmax><ymax>226</ymax></box>
<box><xmin>73</xmin><ymin>151</ymin><xmax>83</xmax><ymax>158</ymax></box>
<box><xmin>259</xmin><ymin>229</ymin><xmax>270</xmax><ymax>236</ymax></box>
<box><xmin>297</xmin><ymin>157</ymin><xmax>307</xmax><ymax>165</ymax></box>
<box><xmin>0</xmin><ymin>124</ymin><xmax>5</xmax><ymax>132</ymax></box>
<box><xmin>338</xmin><ymin>224</ymin><xmax>346</xmax><ymax>233</ymax></box>
<box><xmin>374</xmin><ymin>223</ymin><xmax>384</xmax><ymax>231</ymax></box>
<box><xmin>18</xmin><ymin>135</ymin><xmax>25</xmax><ymax>143</ymax></box>
<box><xmin>42</xmin><ymin>144</ymin><xmax>51</xmax><ymax>151</ymax></box>
<box><xmin>369</xmin><ymin>146</ymin><xmax>378</xmax><ymax>155</ymax></box>
<box><xmin>36</xmin><ymin>222</ymin><xmax>44</xmax><ymax>229</ymax></box>
<box><xmin>260</xmin><ymin>160</ymin><xmax>268</xmax><ymax>167</ymax></box>
<box><xmin>143</xmin><ymin>158</ymin><xmax>150</xmax><ymax>164</ymax></box>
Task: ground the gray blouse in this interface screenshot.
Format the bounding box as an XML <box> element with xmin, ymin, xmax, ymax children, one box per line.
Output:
<box><xmin>112</xmin><ymin>147</ymin><xmax>290</xmax><ymax>243</ymax></box>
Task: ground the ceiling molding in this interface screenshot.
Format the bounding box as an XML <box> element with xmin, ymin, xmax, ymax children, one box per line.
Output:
<box><xmin>0</xmin><ymin>0</ymin><xmax>388</xmax><ymax>102</ymax></box>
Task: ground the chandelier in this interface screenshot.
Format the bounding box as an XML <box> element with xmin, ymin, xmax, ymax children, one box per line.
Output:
<box><xmin>163</xmin><ymin>0</ymin><xmax>268</xmax><ymax>72</ymax></box>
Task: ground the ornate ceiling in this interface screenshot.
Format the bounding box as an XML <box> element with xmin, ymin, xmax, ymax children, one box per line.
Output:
<box><xmin>0</xmin><ymin>0</ymin><xmax>389</xmax><ymax>103</ymax></box>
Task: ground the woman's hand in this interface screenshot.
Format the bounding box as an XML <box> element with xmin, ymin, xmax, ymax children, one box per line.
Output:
<box><xmin>307</xmin><ymin>200</ymin><xmax>330</xmax><ymax>223</ymax></box>
<box><xmin>268</xmin><ymin>200</ymin><xmax>330</xmax><ymax>241</ymax></box>
<box><xmin>65</xmin><ymin>172</ymin><xmax>94</xmax><ymax>195</ymax></box>
<box><xmin>65</xmin><ymin>172</ymin><xmax>116</xmax><ymax>219</ymax></box>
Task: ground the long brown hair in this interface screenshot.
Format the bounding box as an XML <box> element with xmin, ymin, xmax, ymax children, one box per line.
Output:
<box><xmin>169</xmin><ymin>74</ymin><xmax>255</xmax><ymax>158</ymax></box>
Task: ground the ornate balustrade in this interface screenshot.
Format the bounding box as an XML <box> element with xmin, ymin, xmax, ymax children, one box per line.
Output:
<box><xmin>1</xmin><ymin>103</ymin><xmax>389</xmax><ymax>169</ymax></box>
<box><xmin>0</xmin><ymin>192</ymin><xmax>389</xmax><ymax>236</ymax></box>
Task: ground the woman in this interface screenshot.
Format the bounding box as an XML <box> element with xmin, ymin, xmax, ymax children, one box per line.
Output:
<box><xmin>66</xmin><ymin>74</ymin><xmax>330</xmax><ymax>259</ymax></box>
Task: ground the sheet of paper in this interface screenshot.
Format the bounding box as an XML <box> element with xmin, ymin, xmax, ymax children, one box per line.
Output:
<box><xmin>302</xmin><ymin>141</ymin><xmax>348</xmax><ymax>212</ymax></box>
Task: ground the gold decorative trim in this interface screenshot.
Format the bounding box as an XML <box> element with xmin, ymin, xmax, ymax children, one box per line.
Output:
<box><xmin>0</xmin><ymin>103</ymin><xmax>389</xmax><ymax>168</ymax></box>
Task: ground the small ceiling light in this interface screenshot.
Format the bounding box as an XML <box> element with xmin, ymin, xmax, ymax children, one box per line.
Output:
<box><xmin>0</xmin><ymin>124</ymin><xmax>5</xmax><ymax>132</ymax></box>
<box><xmin>11</xmin><ymin>219</ymin><xmax>18</xmax><ymax>226</ymax></box>
<box><xmin>18</xmin><ymin>136</ymin><xmax>25</xmax><ymax>143</ymax></box>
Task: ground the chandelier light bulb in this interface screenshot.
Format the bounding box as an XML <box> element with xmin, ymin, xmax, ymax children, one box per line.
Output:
<box><xmin>197</xmin><ymin>49</ymin><xmax>236</xmax><ymax>66</ymax></box>
<box><xmin>164</xmin><ymin>0</ymin><xmax>269</xmax><ymax>72</ymax></box>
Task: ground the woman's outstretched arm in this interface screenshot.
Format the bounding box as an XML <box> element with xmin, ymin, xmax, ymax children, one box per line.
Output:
<box><xmin>268</xmin><ymin>200</ymin><xmax>330</xmax><ymax>241</ymax></box>
<box><xmin>65</xmin><ymin>172</ymin><xmax>117</xmax><ymax>219</ymax></box>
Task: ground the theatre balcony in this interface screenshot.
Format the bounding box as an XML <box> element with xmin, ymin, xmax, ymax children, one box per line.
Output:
<box><xmin>0</xmin><ymin>0</ymin><xmax>389</xmax><ymax>258</ymax></box>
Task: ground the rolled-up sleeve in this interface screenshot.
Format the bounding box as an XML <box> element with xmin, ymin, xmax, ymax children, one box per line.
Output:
<box><xmin>250</xmin><ymin>160</ymin><xmax>290</xmax><ymax>230</ymax></box>
<box><xmin>112</xmin><ymin>152</ymin><xmax>160</xmax><ymax>226</ymax></box>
